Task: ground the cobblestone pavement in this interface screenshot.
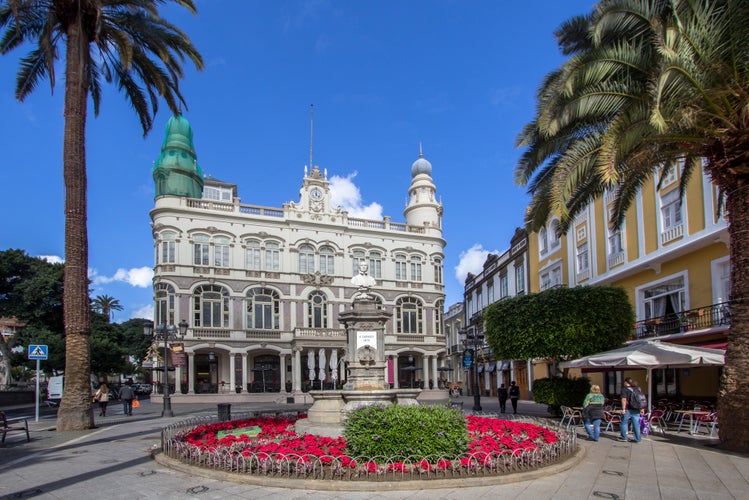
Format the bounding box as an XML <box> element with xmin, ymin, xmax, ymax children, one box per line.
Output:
<box><xmin>1</xmin><ymin>397</ymin><xmax>747</xmax><ymax>499</ymax></box>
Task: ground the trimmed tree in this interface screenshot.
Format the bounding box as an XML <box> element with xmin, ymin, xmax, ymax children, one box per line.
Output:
<box><xmin>483</xmin><ymin>286</ymin><xmax>633</xmax><ymax>366</ymax></box>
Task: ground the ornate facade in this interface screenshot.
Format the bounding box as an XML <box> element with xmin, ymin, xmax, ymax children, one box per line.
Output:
<box><xmin>149</xmin><ymin>116</ymin><xmax>447</xmax><ymax>401</ymax></box>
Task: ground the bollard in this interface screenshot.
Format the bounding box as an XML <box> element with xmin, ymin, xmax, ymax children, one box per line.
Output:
<box><xmin>217</xmin><ymin>403</ymin><xmax>231</xmax><ymax>421</ymax></box>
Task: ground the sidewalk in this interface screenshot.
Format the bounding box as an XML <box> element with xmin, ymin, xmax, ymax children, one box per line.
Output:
<box><xmin>1</xmin><ymin>397</ymin><xmax>747</xmax><ymax>499</ymax></box>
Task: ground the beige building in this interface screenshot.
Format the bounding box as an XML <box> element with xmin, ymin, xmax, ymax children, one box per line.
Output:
<box><xmin>148</xmin><ymin>115</ymin><xmax>447</xmax><ymax>401</ymax></box>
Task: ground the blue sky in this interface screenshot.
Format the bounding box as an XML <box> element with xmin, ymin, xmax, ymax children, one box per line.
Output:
<box><xmin>0</xmin><ymin>0</ymin><xmax>594</xmax><ymax>322</ymax></box>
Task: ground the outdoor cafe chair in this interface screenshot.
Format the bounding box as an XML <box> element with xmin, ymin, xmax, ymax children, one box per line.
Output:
<box><xmin>604</xmin><ymin>411</ymin><xmax>621</xmax><ymax>432</ymax></box>
<box><xmin>694</xmin><ymin>412</ymin><xmax>719</xmax><ymax>437</ymax></box>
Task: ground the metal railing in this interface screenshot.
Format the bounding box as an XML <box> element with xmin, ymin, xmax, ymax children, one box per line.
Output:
<box><xmin>631</xmin><ymin>301</ymin><xmax>731</xmax><ymax>340</ymax></box>
<box><xmin>161</xmin><ymin>413</ymin><xmax>577</xmax><ymax>482</ymax></box>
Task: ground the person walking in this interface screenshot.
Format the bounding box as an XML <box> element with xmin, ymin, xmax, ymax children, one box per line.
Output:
<box><xmin>497</xmin><ymin>383</ymin><xmax>508</xmax><ymax>413</ymax></box>
<box><xmin>582</xmin><ymin>384</ymin><xmax>605</xmax><ymax>441</ymax></box>
<box><xmin>509</xmin><ymin>381</ymin><xmax>520</xmax><ymax>414</ymax></box>
<box><xmin>119</xmin><ymin>382</ymin><xmax>135</xmax><ymax>416</ymax></box>
<box><xmin>93</xmin><ymin>383</ymin><xmax>110</xmax><ymax>417</ymax></box>
<box><xmin>619</xmin><ymin>377</ymin><xmax>644</xmax><ymax>443</ymax></box>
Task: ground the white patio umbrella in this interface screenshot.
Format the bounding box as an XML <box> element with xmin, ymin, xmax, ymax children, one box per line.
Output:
<box><xmin>330</xmin><ymin>349</ymin><xmax>338</xmax><ymax>382</ymax></box>
<box><xmin>318</xmin><ymin>348</ymin><xmax>327</xmax><ymax>383</ymax></box>
<box><xmin>307</xmin><ymin>350</ymin><xmax>316</xmax><ymax>382</ymax></box>
<box><xmin>560</xmin><ymin>340</ymin><xmax>725</xmax><ymax>412</ymax></box>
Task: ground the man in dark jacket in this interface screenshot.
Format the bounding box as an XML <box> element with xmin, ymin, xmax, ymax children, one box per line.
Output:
<box><xmin>509</xmin><ymin>381</ymin><xmax>520</xmax><ymax>414</ymax></box>
<box><xmin>497</xmin><ymin>384</ymin><xmax>508</xmax><ymax>413</ymax></box>
<box><xmin>119</xmin><ymin>382</ymin><xmax>135</xmax><ymax>416</ymax></box>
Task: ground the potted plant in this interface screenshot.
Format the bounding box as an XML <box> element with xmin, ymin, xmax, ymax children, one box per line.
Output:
<box><xmin>285</xmin><ymin>380</ymin><xmax>292</xmax><ymax>393</ymax></box>
<box><xmin>429</xmin><ymin>378</ymin><xmax>434</xmax><ymax>389</ymax></box>
<box><xmin>235</xmin><ymin>384</ymin><xmax>242</xmax><ymax>393</ymax></box>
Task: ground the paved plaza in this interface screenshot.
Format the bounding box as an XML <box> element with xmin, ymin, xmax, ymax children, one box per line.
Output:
<box><xmin>1</xmin><ymin>397</ymin><xmax>747</xmax><ymax>499</ymax></box>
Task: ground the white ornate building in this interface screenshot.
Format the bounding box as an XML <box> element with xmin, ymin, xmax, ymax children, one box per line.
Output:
<box><xmin>149</xmin><ymin>115</ymin><xmax>447</xmax><ymax>401</ymax></box>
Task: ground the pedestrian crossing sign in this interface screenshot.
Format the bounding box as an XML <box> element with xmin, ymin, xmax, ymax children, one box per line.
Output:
<box><xmin>28</xmin><ymin>344</ymin><xmax>48</xmax><ymax>360</ymax></box>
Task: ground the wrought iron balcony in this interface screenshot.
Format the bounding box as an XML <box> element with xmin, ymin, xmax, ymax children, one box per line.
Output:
<box><xmin>631</xmin><ymin>301</ymin><xmax>731</xmax><ymax>340</ymax></box>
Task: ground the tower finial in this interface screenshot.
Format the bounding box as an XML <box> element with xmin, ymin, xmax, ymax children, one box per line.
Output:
<box><xmin>309</xmin><ymin>104</ymin><xmax>314</xmax><ymax>170</ymax></box>
<box><xmin>419</xmin><ymin>142</ymin><xmax>424</xmax><ymax>158</ymax></box>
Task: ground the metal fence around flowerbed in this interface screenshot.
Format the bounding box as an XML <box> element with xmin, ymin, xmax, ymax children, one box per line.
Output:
<box><xmin>160</xmin><ymin>410</ymin><xmax>578</xmax><ymax>481</ymax></box>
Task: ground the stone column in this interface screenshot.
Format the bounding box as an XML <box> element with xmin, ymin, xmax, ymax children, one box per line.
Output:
<box><xmin>241</xmin><ymin>353</ymin><xmax>248</xmax><ymax>393</ymax></box>
<box><xmin>175</xmin><ymin>365</ymin><xmax>183</xmax><ymax>395</ymax></box>
<box><xmin>187</xmin><ymin>352</ymin><xmax>195</xmax><ymax>394</ymax></box>
<box><xmin>294</xmin><ymin>347</ymin><xmax>302</xmax><ymax>392</ymax></box>
<box><xmin>280</xmin><ymin>353</ymin><xmax>287</xmax><ymax>391</ymax></box>
<box><xmin>229</xmin><ymin>353</ymin><xmax>236</xmax><ymax>391</ymax></box>
<box><xmin>431</xmin><ymin>355</ymin><xmax>438</xmax><ymax>388</ymax></box>
<box><xmin>392</xmin><ymin>355</ymin><xmax>399</xmax><ymax>389</ymax></box>
<box><xmin>422</xmin><ymin>356</ymin><xmax>429</xmax><ymax>388</ymax></box>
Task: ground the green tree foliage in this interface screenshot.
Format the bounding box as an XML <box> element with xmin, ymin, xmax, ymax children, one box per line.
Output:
<box><xmin>92</xmin><ymin>295</ymin><xmax>123</xmax><ymax>322</ymax></box>
<box><xmin>0</xmin><ymin>249</ymin><xmax>64</xmax><ymax>381</ymax></box>
<box><xmin>513</xmin><ymin>0</ymin><xmax>749</xmax><ymax>451</ymax></box>
<box><xmin>0</xmin><ymin>0</ymin><xmax>203</xmax><ymax>431</ymax></box>
<box><xmin>345</xmin><ymin>404</ymin><xmax>468</xmax><ymax>460</ymax></box>
<box><xmin>484</xmin><ymin>286</ymin><xmax>633</xmax><ymax>361</ymax></box>
<box><xmin>532</xmin><ymin>377</ymin><xmax>591</xmax><ymax>417</ymax></box>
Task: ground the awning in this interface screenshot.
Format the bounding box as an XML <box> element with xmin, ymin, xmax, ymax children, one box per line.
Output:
<box><xmin>499</xmin><ymin>361</ymin><xmax>510</xmax><ymax>371</ymax></box>
<box><xmin>486</xmin><ymin>362</ymin><xmax>496</xmax><ymax>372</ymax></box>
<box><xmin>477</xmin><ymin>365</ymin><xmax>484</xmax><ymax>373</ymax></box>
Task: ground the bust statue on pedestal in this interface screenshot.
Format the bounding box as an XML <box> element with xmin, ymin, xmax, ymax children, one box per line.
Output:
<box><xmin>351</xmin><ymin>262</ymin><xmax>376</xmax><ymax>300</ymax></box>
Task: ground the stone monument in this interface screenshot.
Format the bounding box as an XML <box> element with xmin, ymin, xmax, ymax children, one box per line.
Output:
<box><xmin>295</xmin><ymin>263</ymin><xmax>420</xmax><ymax>437</ymax></box>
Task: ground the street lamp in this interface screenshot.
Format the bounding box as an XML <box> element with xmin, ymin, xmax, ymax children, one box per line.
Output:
<box><xmin>462</xmin><ymin>328</ymin><xmax>485</xmax><ymax>412</ymax></box>
<box><xmin>143</xmin><ymin>319</ymin><xmax>188</xmax><ymax>417</ymax></box>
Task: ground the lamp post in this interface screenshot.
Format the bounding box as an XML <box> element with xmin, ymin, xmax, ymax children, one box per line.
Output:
<box><xmin>462</xmin><ymin>328</ymin><xmax>485</xmax><ymax>412</ymax></box>
<box><xmin>143</xmin><ymin>319</ymin><xmax>188</xmax><ymax>417</ymax></box>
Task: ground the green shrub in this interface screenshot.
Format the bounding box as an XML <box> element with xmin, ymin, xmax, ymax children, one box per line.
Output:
<box><xmin>532</xmin><ymin>377</ymin><xmax>591</xmax><ymax>416</ymax></box>
<box><xmin>344</xmin><ymin>404</ymin><xmax>468</xmax><ymax>460</ymax></box>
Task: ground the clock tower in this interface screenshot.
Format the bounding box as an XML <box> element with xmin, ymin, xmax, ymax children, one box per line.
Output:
<box><xmin>300</xmin><ymin>165</ymin><xmax>331</xmax><ymax>214</ymax></box>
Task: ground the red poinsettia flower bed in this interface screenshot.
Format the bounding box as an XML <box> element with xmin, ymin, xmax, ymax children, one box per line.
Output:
<box><xmin>179</xmin><ymin>414</ymin><xmax>557</xmax><ymax>469</ymax></box>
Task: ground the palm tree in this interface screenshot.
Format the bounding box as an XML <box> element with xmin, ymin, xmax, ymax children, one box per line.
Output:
<box><xmin>92</xmin><ymin>294</ymin><xmax>123</xmax><ymax>321</ymax></box>
<box><xmin>0</xmin><ymin>0</ymin><xmax>203</xmax><ymax>431</ymax></box>
<box><xmin>515</xmin><ymin>0</ymin><xmax>749</xmax><ymax>451</ymax></box>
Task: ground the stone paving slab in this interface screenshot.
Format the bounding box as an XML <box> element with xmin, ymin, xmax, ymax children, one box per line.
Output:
<box><xmin>1</xmin><ymin>397</ymin><xmax>747</xmax><ymax>499</ymax></box>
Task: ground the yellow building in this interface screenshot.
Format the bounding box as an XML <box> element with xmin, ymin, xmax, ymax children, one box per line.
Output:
<box><xmin>529</xmin><ymin>166</ymin><xmax>728</xmax><ymax>404</ymax></box>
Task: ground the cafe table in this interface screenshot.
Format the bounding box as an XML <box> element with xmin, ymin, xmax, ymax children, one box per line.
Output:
<box><xmin>674</xmin><ymin>409</ymin><xmax>710</xmax><ymax>434</ymax></box>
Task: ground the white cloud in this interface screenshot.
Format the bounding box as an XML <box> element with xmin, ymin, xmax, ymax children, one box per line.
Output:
<box><xmin>131</xmin><ymin>304</ymin><xmax>154</xmax><ymax>321</ymax></box>
<box><xmin>90</xmin><ymin>266</ymin><xmax>153</xmax><ymax>288</ymax></box>
<box><xmin>454</xmin><ymin>244</ymin><xmax>497</xmax><ymax>284</ymax></box>
<box><xmin>329</xmin><ymin>172</ymin><xmax>383</xmax><ymax>220</ymax></box>
<box><xmin>38</xmin><ymin>255</ymin><xmax>64</xmax><ymax>264</ymax></box>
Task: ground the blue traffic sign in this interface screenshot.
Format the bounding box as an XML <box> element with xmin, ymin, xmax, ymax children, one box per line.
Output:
<box><xmin>28</xmin><ymin>344</ymin><xmax>48</xmax><ymax>360</ymax></box>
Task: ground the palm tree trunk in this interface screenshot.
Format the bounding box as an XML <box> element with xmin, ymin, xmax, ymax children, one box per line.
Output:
<box><xmin>718</xmin><ymin>181</ymin><xmax>749</xmax><ymax>451</ymax></box>
<box><xmin>56</xmin><ymin>14</ymin><xmax>94</xmax><ymax>431</ymax></box>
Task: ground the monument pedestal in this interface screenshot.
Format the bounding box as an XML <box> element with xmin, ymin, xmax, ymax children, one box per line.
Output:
<box><xmin>295</xmin><ymin>297</ymin><xmax>422</xmax><ymax>437</ymax></box>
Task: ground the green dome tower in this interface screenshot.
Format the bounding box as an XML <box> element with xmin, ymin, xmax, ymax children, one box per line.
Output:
<box><xmin>153</xmin><ymin>114</ymin><xmax>204</xmax><ymax>198</ymax></box>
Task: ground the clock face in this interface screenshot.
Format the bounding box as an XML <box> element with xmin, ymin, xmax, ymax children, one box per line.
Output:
<box><xmin>310</xmin><ymin>188</ymin><xmax>323</xmax><ymax>200</ymax></box>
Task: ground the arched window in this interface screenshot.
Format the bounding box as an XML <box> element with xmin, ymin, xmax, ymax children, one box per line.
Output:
<box><xmin>308</xmin><ymin>291</ymin><xmax>328</xmax><ymax>328</ymax></box>
<box><xmin>245</xmin><ymin>239</ymin><xmax>261</xmax><ymax>270</ymax></box>
<box><xmin>265</xmin><ymin>241</ymin><xmax>280</xmax><ymax>271</ymax></box>
<box><xmin>193</xmin><ymin>234</ymin><xmax>210</xmax><ymax>265</ymax></box>
<box><xmin>410</xmin><ymin>255</ymin><xmax>422</xmax><ymax>281</ymax></box>
<box><xmin>396</xmin><ymin>297</ymin><xmax>423</xmax><ymax>334</ymax></box>
<box><xmin>433</xmin><ymin>257</ymin><xmax>443</xmax><ymax>284</ymax></box>
<box><xmin>395</xmin><ymin>253</ymin><xmax>407</xmax><ymax>280</ymax></box>
<box><xmin>193</xmin><ymin>284</ymin><xmax>230</xmax><ymax>328</ymax></box>
<box><xmin>352</xmin><ymin>250</ymin><xmax>366</xmax><ymax>276</ymax></box>
<box><xmin>157</xmin><ymin>231</ymin><xmax>176</xmax><ymax>265</ymax></box>
<box><xmin>369</xmin><ymin>251</ymin><xmax>382</xmax><ymax>278</ymax></box>
<box><xmin>214</xmin><ymin>236</ymin><xmax>231</xmax><ymax>268</ymax></box>
<box><xmin>246</xmin><ymin>287</ymin><xmax>280</xmax><ymax>329</ymax></box>
<box><xmin>154</xmin><ymin>283</ymin><xmax>176</xmax><ymax>326</ymax></box>
<box><xmin>319</xmin><ymin>246</ymin><xmax>335</xmax><ymax>275</ymax></box>
<box><xmin>539</xmin><ymin>227</ymin><xmax>548</xmax><ymax>255</ymax></box>
<box><xmin>434</xmin><ymin>299</ymin><xmax>444</xmax><ymax>335</ymax></box>
<box><xmin>299</xmin><ymin>244</ymin><xmax>315</xmax><ymax>274</ymax></box>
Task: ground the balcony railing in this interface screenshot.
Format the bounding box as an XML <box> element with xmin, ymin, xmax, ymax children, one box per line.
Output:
<box><xmin>631</xmin><ymin>302</ymin><xmax>731</xmax><ymax>340</ymax></box>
